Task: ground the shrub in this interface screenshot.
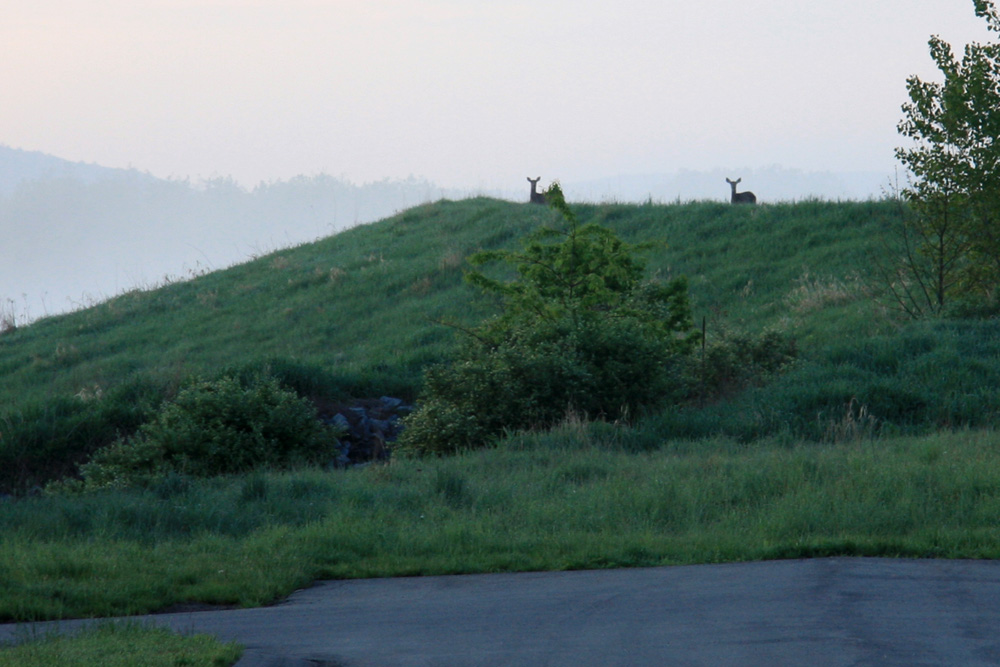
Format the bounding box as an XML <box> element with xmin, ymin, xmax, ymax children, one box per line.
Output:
<box><xmin>689</xmin><ymin>328</ymin><xmax>798</xmax><ymax>401</ymax></box>
<box><xmin>72</xmin><ymin>374</ymin><xmax>339</xmax><ymax>490</ymax></box>
<box><xmin>395</xmin><ymin>397</ymin><xmax>487</xmax><ymax>455</ymax></box>
<box><xmin>399</xmin><ymin>184</ymin><xmax>696</xmax><ymax>455</ymax></box>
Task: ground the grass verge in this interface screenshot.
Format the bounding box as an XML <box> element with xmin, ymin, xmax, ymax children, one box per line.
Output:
<box><xmin>3</xmin><ymin>426</ymin><xmax>1000</xmax><ymax>621</ymax></box>
<box><xmin>0</xmin><ymin>621</ymin><xmax>242</xmax><ymax>666</ymax></box>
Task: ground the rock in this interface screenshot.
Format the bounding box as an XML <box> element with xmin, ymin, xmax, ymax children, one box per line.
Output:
<box><xmin>379</xmin><ymin>396</ymin><xmax>404</xmax><ymax>410</ymax></box>
<box><xmin>319</xmin><ymin>397</ymin><xmax>412</xmax><ymax>467</ymax></box>
<box><xmin>328</xmin><ymin>413</ymin><xmax>351</xmax><ymax>431</ymax></box>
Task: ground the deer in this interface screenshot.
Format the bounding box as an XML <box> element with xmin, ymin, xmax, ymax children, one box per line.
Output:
<box><xmin>726</xmin><ymin>177</ymin><xmax>757</xmax><ymax>205</ymax></box>
<box><xmin>527</xmin><ymin>177</ymin><xmax>547</xmax><ymax>204</ymax></box>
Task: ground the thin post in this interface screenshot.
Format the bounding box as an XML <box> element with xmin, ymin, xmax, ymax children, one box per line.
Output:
<box><xmin>699</xmin><ymin>316</ymin><xmax>707</xmax><ymax>407</ymax></box>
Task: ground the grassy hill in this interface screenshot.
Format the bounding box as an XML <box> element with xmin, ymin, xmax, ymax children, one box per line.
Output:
<box><xmin>1</xmin><ymin>196</ymin><xmax>892</xmax><ymax>399</ymax></box>
<box><xmin>3</xmin><ymin>196</ymin><xmax>1000</xmax><ymax>626</ymax></box>
<box><xmin>5</xmin><ymin>195</ymin><xmax>1000</xmax><ymax>493</ymax></box>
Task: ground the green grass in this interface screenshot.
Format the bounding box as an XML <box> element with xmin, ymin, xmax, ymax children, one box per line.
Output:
<box><xmin>3</xmin><ymin>426</ymin><xmax>1000</xmax><ymax>621</ymax></box>
<box><xmin>0</xmin><ymin>622</ymin><xmax>242</xmax><ymax>666</ymax></box>
<box><xmin>660</xmin><ymin>317</ymin><xmax>1000</xmax><ymax>441</ymax></box>
<box><xmin>2</xmin><ymin>194</ymin><xmax>1000</xmax><ymax>637</ymax></box>
<box><xmin>0</xmin><ymin>198</ymin><xmax>909</xmax><ymax>492</ymax></box>
<box><xmin>0</xmin><ymin>198</ymin><xmax>896</xmax><ymax>408</ymax></box>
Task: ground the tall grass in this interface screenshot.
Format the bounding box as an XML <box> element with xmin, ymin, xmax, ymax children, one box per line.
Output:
<box><xmin>3</xmin><ymin>427</ymin><xmax>1000</xmax><ymax>621</ymax></box>
<box><xmin>660</xmin><ymin>318</ymin><xmax>1000</xmax><ymax>442</ymax></box>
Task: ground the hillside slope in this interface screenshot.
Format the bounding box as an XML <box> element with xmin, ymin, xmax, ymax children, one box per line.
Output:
<box><xmin>0</xmin><ymin>197</ymin><xmax>897</xmax><ymax>405</ymax></box>
<box><xmin>0</xmin><ymin>144</ymin><xmax>156</xmax><ymax>196</ymax></box>
<box><xmin>2</xmin><ymin>196</ymin><xmax>939</xmax><ymax>492</ymax></box>
<box><xmin>0</xmin><ymin>157</ymin><xmax>470</xmax><ymax>322</ymax></box>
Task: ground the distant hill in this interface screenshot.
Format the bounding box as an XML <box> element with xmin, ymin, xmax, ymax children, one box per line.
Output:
<box><xmin>0</xmin><ymin>144</ymin><xmax>158</xmax><ymax>196</ymax></box>
<box><xmin>0</xmin><ymin>148</ymin><xmax>475</xmax><ymax>321</ymax></box>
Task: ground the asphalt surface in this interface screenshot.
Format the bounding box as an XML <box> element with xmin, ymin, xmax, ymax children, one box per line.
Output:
<box><xmin>3</xmin><ymin>558</ymin><xmax>1000</xmax><ymax>666</ymax></box>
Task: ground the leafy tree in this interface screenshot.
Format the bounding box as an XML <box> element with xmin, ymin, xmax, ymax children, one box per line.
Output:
<box><xmin>399</xmin><ymin>183</ymin><xmax>696</xmax><ymax>455</ymax></box>
<box><xmin>873</xmin><ymin>177</ymin><xmax>971</xmax><ymax>317</ymax></box>
<box><xmin>893</xmin><ymin>0</ymin><xmax>1000</xmax><ymax>313</ymax></box>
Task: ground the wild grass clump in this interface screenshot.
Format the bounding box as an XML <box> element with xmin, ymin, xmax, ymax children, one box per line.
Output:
<box><xmin>3</xmin><ymin>470</ymin><xmax>336</xmax><ymax>544</ymax></box>
<box><xmin>784</xmin><ymin>271</ymin><xmax>862</xmax><ymax>314</ymax></box>
<box><xmin>0</xmin><ymin>375</ymin><xmax>169</xmax><ymax>494</ymax></box>
<box><xmin>0</xmin><ymin>298</ymin><xmax>19</xmax><ymax>335</ymax></box>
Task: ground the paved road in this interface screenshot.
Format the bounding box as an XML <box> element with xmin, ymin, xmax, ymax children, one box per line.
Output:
<box><xmin>3</xmin><ymin>558</ymin><xmax>1000</xmax><ymax>666</ymax></box>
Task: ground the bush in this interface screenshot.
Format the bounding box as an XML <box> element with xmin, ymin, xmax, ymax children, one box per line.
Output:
<box><xmin>689</xmin><ymin>328</ymin><xmax>798</xmax><ymax>400</ymax></box>
<box><xmin>399</xmin><ymin>184</ymin><xmax>696</xmax><ymax>455</ymax></box>
<box><xmin>71</xmin><ymin>375</ymin><xmax>339</xmax><ymax>490</ymax></box>
<box><xmin>397</xmin><ymin>397</ymin><xmax>488</xmax><ymax>455</ymax></box>
<box><xmin>398</xmin><ymin>319</ymin><xmax>690</xmax><ymax>456</ymax></box>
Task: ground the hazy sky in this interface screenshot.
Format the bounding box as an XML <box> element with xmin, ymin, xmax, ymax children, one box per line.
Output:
<box><xmin>2</xmin><ymin>1</ymin><xmax>994</xmax><ymax>191</ymax></box>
